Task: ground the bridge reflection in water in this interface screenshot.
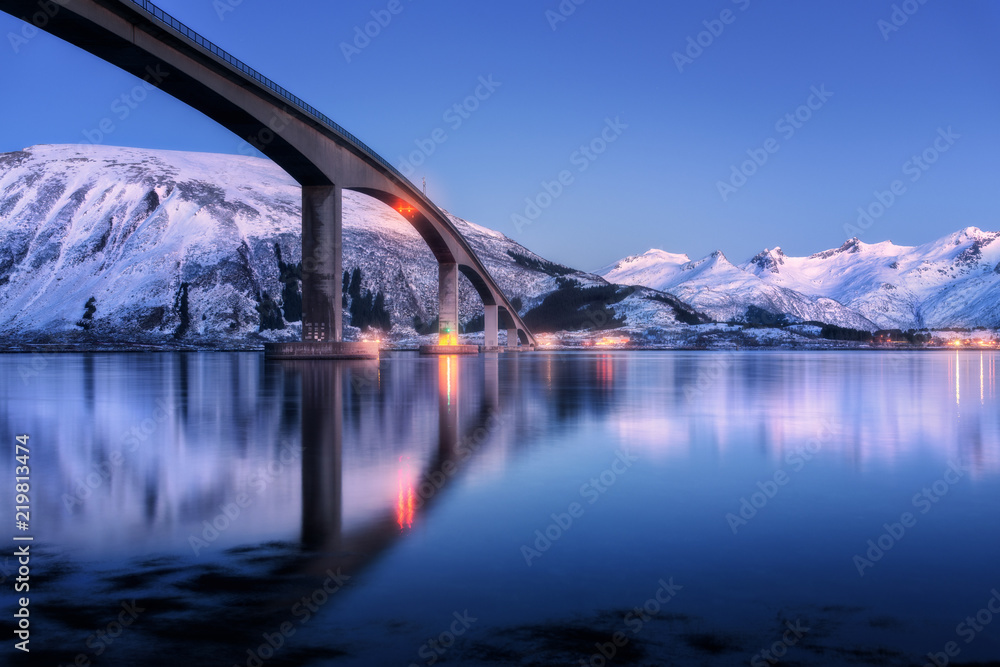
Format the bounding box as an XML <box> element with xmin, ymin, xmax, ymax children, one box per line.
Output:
<box><xmin>3</xmin><ymin>352</ymin><xmax>1000</xmax><ymax>665</ymax></box>
<box><xmin>290</xmin><ymin>353</ymin><xmax>501</xmax><ymax>575</ymax></box>
<box><xmin>0</xmin><ymin>352</ymin><xmax>519</xmax><ymax>666</ymax></box>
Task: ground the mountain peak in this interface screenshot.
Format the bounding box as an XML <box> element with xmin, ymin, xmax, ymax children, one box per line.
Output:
<box><xmin>950</xmin><ymin>226</ymin><xmax>1000</xmax><ymax>246</ymax></box>
<box><xmin>693</xmin><ymin>250</ymin><xmax>738</xmax><ymax>272</ymax></box>
<box><xmin>746</xmin><ymin>247</ymin><xmax>786</xmax><ymax>274</ymax></box>
<box><xmin>809</xmin><ymin>237</ymin><xmax>861</xmax><ymax>260</ymax></box>
<box><xmin>644</xmin><ymin>248</ymin><xmax>691</xmax><ymax>263</ymax></box>
<box><xmin>600</xmin><ymin>248</ymin><xmax>689</xmax><ymax>275</ymax></box>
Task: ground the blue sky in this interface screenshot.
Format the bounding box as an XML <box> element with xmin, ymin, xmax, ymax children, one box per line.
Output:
<box><xmin>1</xmin><ymin>0</ymin><xmax>998</xmax><ymax>270</ymax></box>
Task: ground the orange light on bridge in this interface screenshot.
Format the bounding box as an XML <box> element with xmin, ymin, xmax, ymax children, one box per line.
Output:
<box><xmin>397</xmin><ymin>204</ymin><xmax>415</xmax><ymax>216</ymax></box>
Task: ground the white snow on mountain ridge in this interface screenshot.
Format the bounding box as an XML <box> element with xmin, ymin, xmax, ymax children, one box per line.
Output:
<box><xmin>742</xmin><ymin>230</ymin><xmax>1000</xmax><ymax>329</ymax></box>
<box><xmin>604</xmin><ymin>225</ymin><xmax>1000</xmax><ymax>330</ymax></box>
<box><xmin>603</xmin><ymin>248</ymin><xmax>878</xmax><ymax>331</ymax></box>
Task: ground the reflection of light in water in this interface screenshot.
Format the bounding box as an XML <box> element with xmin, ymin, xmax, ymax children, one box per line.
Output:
<box><xmin>612</xmin><ymin>353</ymin><xmax>1000</xmax><ymax>474</ymax></box>
<box><xmin>949</xmin><ymin>351</ymin><xmax>995</xmax><ymax>407</ymax></box>
<box><xmin>396</xmin><ymin>459</ymin><xmax>415</xmax><ymax>530</ymax></box>
<box><xmin>956</xmin><ymin>351</ymin><xmax>960</xmax><ymax>406</ymax></box>
<box><xmin>597</xmin><ymin>355</ymin><xmax>613</xmax><ymax>388</ymax></box>
<box><xmin>439</xmin><ymin>356</ymin><xmax>454</xmax><ymax>408</ymax></box>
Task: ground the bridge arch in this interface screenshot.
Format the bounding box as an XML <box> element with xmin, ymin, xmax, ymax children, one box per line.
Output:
<box><xmin>348</xmin><ymin>187</ymin><xmax>457</xmax><ymax>266</ymax></box>
<box><xmin>0</xmin><ymin>0</ymin><xmax>535</xmax><ymax>348</ymax></box>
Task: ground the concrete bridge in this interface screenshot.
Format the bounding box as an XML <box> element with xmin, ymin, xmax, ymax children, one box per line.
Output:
<box><xmin>0</xmin><ymin>0</ymin><xmax>535</xmax><ymax>355</ymax></box>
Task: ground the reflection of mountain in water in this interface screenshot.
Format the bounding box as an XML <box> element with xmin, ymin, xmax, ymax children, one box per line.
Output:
<box><xmin>1</xmin><ymin>351</ymin><xmax>998</xmax><ymax>665</ymax></box>
<box><xmin>612</xmin><ymin>351</ymin><xmax>1000</xmax><ymax>474</ymax></box>
<box><xmin>8</xmin><ymin>351</ymin><xmax>999</xmax><ymax>557</ymax></box>
<box><xmin>13</xmin><ymin>351</ymin><xmax>999</xmax><ymax>560</ymax></box>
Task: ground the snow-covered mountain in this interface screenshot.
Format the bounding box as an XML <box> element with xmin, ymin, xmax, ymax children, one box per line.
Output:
<box><xmin>0</xmin><ymin>144</ymin><xmax>697</xmax><ymax>345</ymax></box>
<box><xmin>603</xmin><ymin>248</ymin><xmax>878</xmax><ymax>330</ymax></box>
<box><xmin>5</xmin><ymin>144</ymin><xmax>995</xmax><ymax>347</ymax></box>
<box><xmin>742</xmin><ymin>233</ymin><xmax>1000</xmax><ymax>329</ymax></box>
<box><xmin>604</xmin><ymin>229</ymin><xmax>1000</xmax><ymax>331</ymax></box>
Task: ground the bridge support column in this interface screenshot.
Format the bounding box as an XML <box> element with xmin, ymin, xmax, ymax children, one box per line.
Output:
<box><xmin>439</xmin><ymin>262</ymin><xmax>459</xmax><ymax>346</ymax></box>
<box><xmin>301</xmin><ymin>184</ymin><xmax>342</xmax><ymax>343</ymax></box>
<box><xmin>484</xmin><ymin>304</ymin><xmax>498</xmax><ymax>349</ymax></box>
<box><xmin>507</xmin><ymin>329</ymin><xmax>519</xmax><ymax>348</ymax></box>
<box><xmin>270</xmin><ymin>185</ymin><xmax>375</xmax><ymax>358</ymax></box>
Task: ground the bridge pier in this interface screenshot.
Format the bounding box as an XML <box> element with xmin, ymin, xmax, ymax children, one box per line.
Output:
<box><xmin>301</xmin><ymin>184</ymin><xmax>342</xmax><ymax>342</ymax></box>
<box><xmin>267</xmin><ymin>185</ymin><xmax>376</xmax><ymax>359</ymax></box>
<box><xmin>484</xmin><ymin>304</ymin><xmax>498</xmax><ymax>349</ymax></box>
<box><xmin>507</xmin><ymin>328</ymin><xmax>519</xmax><ymax>348</ymax></box>
<box><xmin>419</xmin><ymin>262</ymin><xmax>477</xmax><ymax>355</ymax></box>
<box><xmin>438</xmin><ymin>262</ymin><xmax>459</xmax><ymax>345</ymax></box>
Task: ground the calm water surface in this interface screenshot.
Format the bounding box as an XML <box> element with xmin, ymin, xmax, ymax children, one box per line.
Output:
<box><xmin>1</xmin><ymin>351</ymin><xmax>999</xmax><ymax>666</ymax></box>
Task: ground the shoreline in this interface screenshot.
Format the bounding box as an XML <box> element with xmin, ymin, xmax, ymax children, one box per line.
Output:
<box><xmin>0</xmin><ymin>343</ymin><xmax>992</xmax><ymax>354</ymax></box>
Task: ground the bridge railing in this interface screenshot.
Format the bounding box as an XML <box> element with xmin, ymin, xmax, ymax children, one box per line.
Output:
<box><xmin>125</xmin><ymin>0</ymin><xmax>416</xmax><ymax>192</ymax></box>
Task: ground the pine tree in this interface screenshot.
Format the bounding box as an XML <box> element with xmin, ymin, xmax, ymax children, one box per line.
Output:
<box><xmin>76</xmin><ymin>297</ymin><xmax>97</xmax><ymax>330</ymax></box>
<box><xmin>360</xmin><ymin>290</ymin><xmax>374</xmax><ymax>328</ymax></box>
<box><xmin>256</xmin><ymin>291</ymin><xmax>285</xmax><ymax>331</ymax></box>
<box><xmin>348</xmin><ymin>267</ymin><xmax>362</xmax><ymax>300</ymax></box>
<box><xmin>274</xmin><ymin>244</ymin><xmax>302</xmax><ymax>322</ymax></box>
<box><xmin>373</xmin><ymin>291</ymin><xmax>392</xmax><ymax>332</ymax></box>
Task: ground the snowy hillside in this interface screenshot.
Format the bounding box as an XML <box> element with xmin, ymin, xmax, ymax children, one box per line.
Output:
<box><xmin>603</xmin><ymin>249</ymin><xmax>877</xmax><ymax>330</ymax></box>
<box><xmin>604</xmin><ymin>229</ymin><xmax>1000</xmax><ymax>331</ymax></box>
<box><xmin>0</xmin><ymin>144</ymin><xmax>696</xmax><ymax>346</ymax></box>
<box><xmin>742</xmin><ymin>232</ymin><xmax>1000</xmax><ymax>329</ymax></box>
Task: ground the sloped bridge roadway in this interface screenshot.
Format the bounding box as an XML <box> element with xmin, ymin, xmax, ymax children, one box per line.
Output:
<box><xmin>1</xmin><ymin>0</ymin><xmax>535</xmax><ymax>357</ymax></box>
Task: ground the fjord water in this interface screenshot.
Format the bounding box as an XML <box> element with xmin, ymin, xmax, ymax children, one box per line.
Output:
<box><xmin>2</xmin><ymin>351</ymin><xmax>999</xmax><ymax>666</ymax></box>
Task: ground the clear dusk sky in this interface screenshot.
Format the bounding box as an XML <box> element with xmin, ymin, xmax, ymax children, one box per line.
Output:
<box><xmin>1</xmin><ymin>0</ymin><xmax>999</xmax><ymax>271</ymax></box>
